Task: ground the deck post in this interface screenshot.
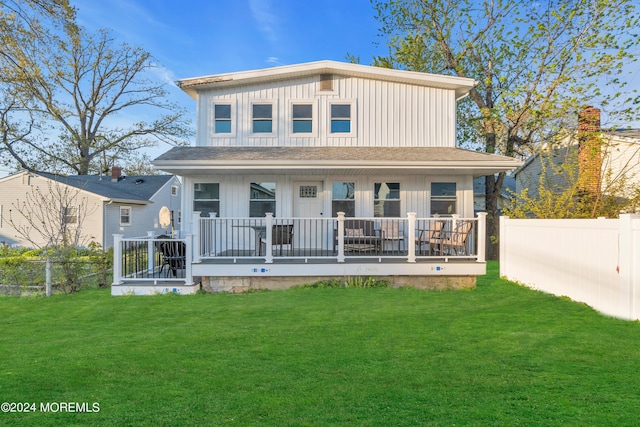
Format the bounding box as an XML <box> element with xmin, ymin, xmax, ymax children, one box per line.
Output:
<box><xmin>265</xmin><ymin>213</ymin><xmax>274</xmax><ymax>263</ymax></box>
<box><xmin>407</xmin><ymin>212</ymin><xmax>416</xmax><ymax>263</ymax></box>
<box><xmin>146</xmin><ymin>231</ymin><xmax>155</xmax><ymax>274</ymax></box>
<box><xmin>192</xmin><ymin>213</ymin><xmax>202</xmax><ymax>263</ymax></box>
<box><xmin>185</xmin><ymin>234</ymin><xmax>194</xmax><ymax>285</ymax></box>
<box><xmin>337</xmin><ymin>212</ymin><xmax>345</xmax><ymax>263</ymax></box>
<box><xmin>112</xmin><ymin>234</ymin><xmax>123</xmax><ymax>285</ymax></box>
<box><xmin>477</xmin><ymin>212</ymin><xmax>487</xmax><ymax>263</ymax></box>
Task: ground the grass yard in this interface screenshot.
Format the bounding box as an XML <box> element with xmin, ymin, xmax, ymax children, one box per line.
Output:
<box><xmin>1</xmin><ymin>262</ymin><xmax>638</xmax><ymax>426</ymax></box>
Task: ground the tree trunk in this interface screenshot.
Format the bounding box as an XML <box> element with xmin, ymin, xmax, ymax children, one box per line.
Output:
<box><xmin>485</xmin><ymin>175</ymin><xmax>500</xmax><ymax>260</ymax></box>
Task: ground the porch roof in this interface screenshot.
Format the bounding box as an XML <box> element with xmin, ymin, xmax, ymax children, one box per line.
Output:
<box><xmin>153</xmin><ymin>146</ymin><xmax>523</xmax><ymax>176</ymax></box>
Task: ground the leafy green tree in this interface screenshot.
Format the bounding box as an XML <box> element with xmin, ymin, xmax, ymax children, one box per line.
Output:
<box><xmin>1</xmin><ymin>2</ymin><xmax>192</xmax><ymax>175</ymax></box>
<box><xmin>372</xmin><ymin>0</ymin><xmax>639</xmax><ymax>258</ymax></box>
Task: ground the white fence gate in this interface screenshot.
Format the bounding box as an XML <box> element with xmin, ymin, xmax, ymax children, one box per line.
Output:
<box><xmin>500</xmin><ymin>214</ymin><xmax>640</xmax><ymax>320</ymax></box>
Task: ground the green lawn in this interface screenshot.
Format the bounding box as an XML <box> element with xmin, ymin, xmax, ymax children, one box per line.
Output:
<box><xmin>1</xmin><ymin>262</ymin><xmax>638</xmax><ymax>426</ymax></box>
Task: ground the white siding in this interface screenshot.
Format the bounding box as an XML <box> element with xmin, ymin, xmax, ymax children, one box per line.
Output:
<box><xmin>181</xmin><ymin>174</ymin><xmax>476</xmax><ymax>235</ymax></box>
<box><xmin>197</xmin><ymin>75</ymin><xmax>457</xmax><ymax>148</ymax></box>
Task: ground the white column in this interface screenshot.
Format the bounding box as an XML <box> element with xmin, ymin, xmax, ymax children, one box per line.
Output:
<box><xmin>185</xmin><ymin>234</ymin><xmax>194</xmax><ymax>285</ymax></box>
<box><xmin>147</xmin><ymin>231</ymin><xmax>155</xmax><ymax>274</ymax></box>
<box><xmin>337</xmin><ymin>212</ymin><xmax>345</xmax><ymax>263</ymax></box>
<box><xmin>407</xmin><ymin>212</ymin><xmax>416</xmax><ymax>263</ymax></box>
<box><xmin>192</xmin><ymin>213</ymin><xmax>202</xmax><ymax>263</ymax></box>
<box><xmin>265</xmin><ymin>213</ymin><xmax>274</xmax><ymax>263</ymax></box>
<box><xmin>112</xmin><ymin>234</ymin><xmax>123</xmax><ymax>285</ymax></box>
<box><xmin>476</xmin><ymin>212</ymin><xmax>487</xmax><ymax>263</ymax></box>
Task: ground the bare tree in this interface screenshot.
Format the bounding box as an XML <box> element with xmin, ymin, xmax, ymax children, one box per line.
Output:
<box><xmin>1</xmin><ymin>3</ymin><xmax>192</xmax><ymax>175</ymax></box>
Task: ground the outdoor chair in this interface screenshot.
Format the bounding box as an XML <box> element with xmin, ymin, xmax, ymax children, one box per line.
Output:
<box><xmin>415</xmin><ymin>220</ymin><xmax>445</xmax><ymax>255</ymax></box>
<box><xmin>160</xmin><ymin>239</ymin><xmax>186</xmax><ymax>277</ymax></box>
<box><xmin>380</xmin><ymin>221</ymin><xmax>405</xmax><ymax>253</ymax></box>
<box><xmin>437</xmin><ymin>220</ymin><xmax>473</xmax><ymax>256</ymax></box>
<box><xmin>335</xmin><ymin>219</ymin><xmax>382</xmax><ymax>254</ymax></box>
<box><xmin>259</xmin><ymin>224</ymin><xmax>294</xmax><ymax>256</ymax></box>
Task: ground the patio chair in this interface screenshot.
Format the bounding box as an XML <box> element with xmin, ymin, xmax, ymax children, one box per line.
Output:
<box><xmin>160</xmin><ymin>239</ymin><xmax>186</xmax><ymax>277</ymax></box>
<box><xmin>155</xmin><ymin>234</ymin><xmax>172</xmax><ymax>276</ymax></box>
<box><xmin>337</xmin><ymin>219</ymin><xmax>382</xmax><ymax>254</ymax></box>
<box><xmin>380</xmin><ymin>221</ymin><xmax>405</xmax><ymax>253</ymax></box>
<box><xmin>259</xmin><ymin>224</ymin><xmax>294</xmax><ymax>256</ymax></box>
<box><xmin>438</xmin><ymin>221</ymin><xmax>473</xmax><ymax>256</ymax></box>
<box><xmin>415</xmin><ymin>220</ymin><xmax>445</xmax><ymax>255</ymax></box>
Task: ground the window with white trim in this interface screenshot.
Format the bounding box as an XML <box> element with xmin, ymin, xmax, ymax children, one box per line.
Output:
<box><xmin>430</xmin><ymin>182</ymin><xmax>457</xmax><ymax>215</ymax></box>
<box><xmin>332</xmin><ymin>182</ymin><xmax>355</xmax><ymax>217</ymax></box>
<box><xmin>250</xmin><ymin>182</ymin><xmax>276</xmax><ymax>217</ymax></box>
<box><xmin>292</xmin><ymin>103</ymin><xmax>313</xmax><ymax>134</ymax></box>
<box><xmin>213</xmin><ymin>103</ymin><xmax>233</xmax><ymax>134</ymax></box>
<box><xmin>329</xmin><ymin>101</ymin><xmax>356</xmax><ymax>136</ymax></box>
<box><xmin>252</xmin><ymin>103</ymin><xmax>273</xmax><ymax>134</ymax></box>
<box><xmin>194</xmin><ymin>183</ymin><xmax>219</xmax><ymax>217</ymax></box>
<box><xmin>374</xmin><ymin>183</ymin><xmax>401</xmax><ymax>217</ymax></box>
<box><xmin>120</xmin><ymin>206</ymin><xmax>131</xmax><ymax>226</ymax></box>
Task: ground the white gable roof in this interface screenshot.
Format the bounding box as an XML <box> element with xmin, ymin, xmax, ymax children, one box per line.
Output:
<box><xmin>176</xmin><ymin>60</ymin><xmax>477</xmax><ymax>100</ymax></box>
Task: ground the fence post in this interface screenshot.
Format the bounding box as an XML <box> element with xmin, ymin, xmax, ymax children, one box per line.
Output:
<box><xmin>499</xmin><ymin>216</ymin><xmax>508</xmax><ymax>278</ymax></box>
<box><xmin>264</xmin><ymin>213</ymin><xmax>274</xmax><ymax>263</ymax></box>
<box><xmin>476</xmin><ymin>212</ymin><xmax>487</xmax><ymax>263</ymax></box>
<box><xmin>112</xmin><ymin>234</ymin><xmax>123</xmax><ymax>285</ymax></box>
<box><xmin>45</xmin><ymin>257</ymin><xmax>52</xmax><ymax>297</ymax></box>
<box><xmin>337</xmin><ymin>212</ymin><xmax>345</xmax><ymax>263</ymax></box>
<box><xmin>407</xmin><ymin>212</ymin><xmax>416</xmax><ymax>263</ymax></box>
<box><xmin>619</xmin><ymin>214</ymin><xmax>640</xmax><ymax>320</ymax></box>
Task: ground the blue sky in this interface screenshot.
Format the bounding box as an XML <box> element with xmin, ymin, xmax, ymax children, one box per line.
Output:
<box><xmin>64</xmin><ymin>0</ymin><xmax>388</xmax><ymax>166</ymax></box>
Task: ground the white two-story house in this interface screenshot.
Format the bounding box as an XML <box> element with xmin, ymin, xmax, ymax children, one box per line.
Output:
<box><xmin>111</xmin><ymin>61</ymin><xmax>522</xmax><ymax>295</ymax></box>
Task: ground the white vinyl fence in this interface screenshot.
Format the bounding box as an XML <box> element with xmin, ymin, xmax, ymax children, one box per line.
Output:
<box><xmin>500</xmin><ymin>214</ymin><xmax>640</xmax><ymax>320</ymax></box>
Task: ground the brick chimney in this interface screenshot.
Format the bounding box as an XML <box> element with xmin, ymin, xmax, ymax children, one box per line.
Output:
<box><xmin>577</xmin><ymin>106</ymin><xmax>602</xmax><ymax>195</ymax></box>
<box><xmin>111</xmin><ymin>166</ymin><xmax>122</xmax><ymax>182</ymax></box>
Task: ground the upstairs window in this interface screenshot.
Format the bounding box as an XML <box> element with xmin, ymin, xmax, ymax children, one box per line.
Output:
<box><xmin>213</xmin><ymin>103</ymin><xmax>233</xmax><ymax>134</ymax></box>
<box><xmin>332</xmin><ymin>182</ymin><xmax>355</xmax><ymax>217</ymax></box>
<box><xmin>374</xmin><ymin>183</ymin><xmax>401</xmax><ymax>217</ymax></box>
<box><xmin>292</xmin><ymin>104</ymin><xmax>313</xmax><ymax>133</ymax></box>
<box><xmin>330</xmin><ymin>104</ymin><xmax>351</xmax><ymax>133</ymax></box>
<box><xmin>252</xmin><ymin>103</ymin><xmax>273</xmax><ymax>133</ymax></box>
<box><xmin>194</xmin><ymin>183</ymin><xmax>220</xmax><ymax>217</ymax></box>
<box><xmin>250</xmin><ymin>182</ymin><xmax>276</xmax><ymax>217</ymax></box>
<box><xmin>431</xmin><ymin>182</ymin><xmax>457</xmax><ymax>215</ymax></box>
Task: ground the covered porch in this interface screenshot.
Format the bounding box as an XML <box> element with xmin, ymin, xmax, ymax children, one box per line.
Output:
<box><xmin>111</xmin><ymin>212</ymin><xmax>487</xmax><ymax>295</ymax></box>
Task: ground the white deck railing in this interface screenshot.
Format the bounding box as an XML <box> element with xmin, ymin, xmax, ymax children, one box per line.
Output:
<box><xmin>193</xmin><ymin>212</ymin><xmax>487</xmax><ymax>264</ymax></box>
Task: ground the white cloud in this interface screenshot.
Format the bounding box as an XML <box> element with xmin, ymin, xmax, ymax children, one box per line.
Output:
<box><xmin>249</xmin><ymin>0</ymin><xmax>279</xmax><ymax>44</ymax></box>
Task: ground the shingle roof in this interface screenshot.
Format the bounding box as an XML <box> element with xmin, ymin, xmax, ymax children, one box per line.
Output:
<box><xmin>36</xmin><ymin>172</ymin><xmax>174</xmax><ymax>203</ymax></box>
<box><xmin>155</xmin><ymin>146</ymin><xmax>518</xmax><ymax>163</ymax></box>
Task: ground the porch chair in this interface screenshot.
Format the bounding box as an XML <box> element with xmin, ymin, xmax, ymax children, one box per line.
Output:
<box><xmin>415</xmin><ymin>220</ymin><xmax>445</xmax><ymax>255</ymax></box>
<box><xmin>438</xmin><ymin>220</ymin><xmax>473</xmax><ymax>256</ymax></box>
<box><xmin>160</xmin><ymin>239</ymin><xmax>186</xmax><ymax>277</ymax></box>
<box><xmin>259</xmin><ymin>224</ymin><xmax>294</xmax><ymax>256</ymax></box>
<box><xmin>336</xmin><ymin>219</ymin><xmax>382</xmax><ymax>254</ymax></box>
<box><xmin>380</xmin><ymin>221</ymin><xmax>405</xmax><ymax>253</ymax></box>
<box><xmin>155</xmin><ymin>234</ymin><xmax>172</xmax><ymax>276</ymax></box>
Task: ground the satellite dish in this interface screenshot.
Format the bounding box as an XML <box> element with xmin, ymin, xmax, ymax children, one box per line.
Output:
<box><xmin>159</xmin><ymin>206</ymin><xmax>171</xmax><ymax>228</ymax></box>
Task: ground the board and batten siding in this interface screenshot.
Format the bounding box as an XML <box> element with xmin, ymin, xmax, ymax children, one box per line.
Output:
<box><xmin>196</xmin><ymin>75</ymin><xmax>457</xmax><ymax>148</ymax></box>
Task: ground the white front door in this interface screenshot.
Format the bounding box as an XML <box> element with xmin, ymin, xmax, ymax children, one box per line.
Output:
<box><xmin>294</xmin><ymin>181</ymin><xmax>324</xmax><ymax>217</ymax></box>
<box><xmin>293</xmin><ymin>181</ymin><xmax>325</xmax><ymax>252</ymax></box>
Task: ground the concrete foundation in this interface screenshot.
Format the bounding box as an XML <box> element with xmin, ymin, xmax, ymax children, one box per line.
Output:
<box><xmin>202</xmin><ymin>275</ymin><xmax>476</xmax><ymax>293</ymax></box>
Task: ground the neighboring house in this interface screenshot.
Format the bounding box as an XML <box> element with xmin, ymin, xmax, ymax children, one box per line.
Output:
<box><xmin>515</xmin><ymin>106</ymin><xmax>640</xmax><ymax>204</ymax></box>
<box><xmin>0</xmin><ymin>168</ymin><xmax>181</xmax><ymax>249</ymax></box>
<box><xmin>113</xmin><ymin>60</ymin><xmax>522</xmax><ymax>295</ymax></box>
<box><xmin>473</xmin><ymin>175</ymin><xmax>516</xmax><ymax>214</ymax></box>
